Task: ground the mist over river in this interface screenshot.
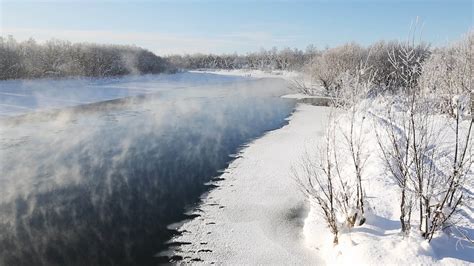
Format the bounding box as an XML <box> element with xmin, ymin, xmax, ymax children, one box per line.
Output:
<box><xmin>0</xmin><ymin>73</ymin><xmax>296</xmax><ymax>265</ymax></box>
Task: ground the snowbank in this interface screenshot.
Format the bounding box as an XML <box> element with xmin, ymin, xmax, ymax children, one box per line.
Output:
<box><xmin>281</xmin><ymin>93</ymin><xmax>324</xmax><ymax>99</ymax></box>
<box><xmin>191</xmin><ymin>70</ymin><xmax>330</xmax><ymax>98</ymax></box>
<box><xmin>303</xmin><ymin>97</ymin><xmax>473</xmax><ymax>265</ymax></box>
<box><xmin>190</xmin><ymin>69</ymin><xmax>302</xmax><ymax>81</ymax></box>
<box><xmin>164</xmin><ymin>104</ymin><xmax>330</xmax><ymax>264</ymax></box>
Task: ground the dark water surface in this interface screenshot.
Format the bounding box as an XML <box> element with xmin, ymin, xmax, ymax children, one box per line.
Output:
<box><xmin>0</xmin><ymin>75</ymin><xmax>295</xmax><ymax>265</ymax></box>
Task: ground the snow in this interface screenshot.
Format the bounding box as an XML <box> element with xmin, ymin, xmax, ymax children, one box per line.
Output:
<box><xmin>164</xmin><ymin>104</ymin><xmax>330</xmax><ymax>264</ymax></box>
<box><xmin>303</xmin><ymin>97</ymin><xmax>473</xmax><ymax>265</ymax></box>
<box><xmin>190</xmin><ymin>69</ymin><xmax>302</xmax><ymax>81</ymax></box>
<box><xmin>281</xmin><ymin>93</ymin><xmax>332</xmax><ymax>100</ymax></box>
<box><xmin>195</xmin><ymin>70</ymin><xmax>327</xmax><ymax>97</ymax></box>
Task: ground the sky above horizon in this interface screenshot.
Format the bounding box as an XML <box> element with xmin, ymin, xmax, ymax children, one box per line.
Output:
<box><xmin>1</xmin><ymin>0</ymin><xmax>472</xmax><ymax>55</ymax></box>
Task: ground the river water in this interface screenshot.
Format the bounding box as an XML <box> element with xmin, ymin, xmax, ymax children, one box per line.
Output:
<box><xmin>0</xmin><ymin>73</ymin><xmax>296</xmax><ymax>265</ymax></box>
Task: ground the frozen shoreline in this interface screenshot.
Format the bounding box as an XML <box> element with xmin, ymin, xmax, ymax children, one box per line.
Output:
<box><xmin>164</xmin><ymin>91</ymin><xmax>473</xmax><ymax>264</ymax></box>
<box><xmin>189</xmin><ymin>69</ymin><xmax>302</xmax><ymax>81</ymax></box>
<box><xmin>165</xmin><ymin>104</ymin><xmax>330</xmax><ymax>264</ymax></box>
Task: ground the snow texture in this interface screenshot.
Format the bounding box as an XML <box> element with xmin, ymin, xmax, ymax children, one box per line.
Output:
<box><xmin>164</xmin><ymin>104</ymin><xmax>329</xmax><ymax>264</ymax></box>
<box><xmin>303</xmin><ymin>97</ymin><xmax>473</xmax><ymax>265</ymax></box>
<box><xmin>190</xmin><ymin>69</ymin><xmax>301</xmax><ymax>81</ymax></box>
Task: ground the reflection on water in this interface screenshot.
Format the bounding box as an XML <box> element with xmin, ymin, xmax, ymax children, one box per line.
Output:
<box><xmin>0</xmin><ymin>77</ymin><xmax>295</xmax><ymax>265</ymax></box>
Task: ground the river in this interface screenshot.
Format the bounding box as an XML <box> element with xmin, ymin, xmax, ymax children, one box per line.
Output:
<box><xmin>0</xmin><ymin>72</ymin><xmax>296</xmax><ymax>265</ymax></box>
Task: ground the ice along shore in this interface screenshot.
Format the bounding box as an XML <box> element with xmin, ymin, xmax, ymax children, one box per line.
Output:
<box><xmin>162</xmin><ymin>104</ymin><xmax>329</xmax><ymax>264</ymax></box>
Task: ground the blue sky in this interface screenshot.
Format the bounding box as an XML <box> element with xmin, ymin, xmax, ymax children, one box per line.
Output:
<box><xmin>1</xmin><ymin>0</ymin><xmax>472</xmax><ymax>55</ymax></box>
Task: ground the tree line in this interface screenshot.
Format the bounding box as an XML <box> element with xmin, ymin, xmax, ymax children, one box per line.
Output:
<box><xmin>168</xmin><ymin>41</ymin><xmax>435</xmax><ymax>96</ymax></box>
<box><xmin>167</xmin><ymin>46</ymin><xmax>314</xmax><ymax>71</ymax></box>
<box><xmin>167</xmin><ymin>31</ymin><xmax>472</xmax><ymax>99</ymax></box>
<box><xmin>1</xmin><ymin>32</ymin><xmax>472</xmax><ymax>100</ymax></box>
<box><xmin>0</xmin><ymin>36</ymin><xmax>173</xmax><ymax>80</ymax></box>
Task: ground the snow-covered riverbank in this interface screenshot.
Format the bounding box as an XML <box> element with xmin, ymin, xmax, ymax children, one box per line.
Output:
<box><xmin>165</xmin><ymin>104</ymin><xmax>329</xmax><ymax>264</ymax></box>
<box><xmin>302</xmin><ymin>97</ymin><xmax>473</xmax><ymax>265</ymax></box>
<box><xmin>164</xmin><ymin>94</ymin><xmax>473</xmax><ymax>265</ymax></box>
<box><xmin>189</xmin><ymin>69</ymin><xmax>301</xmax><ymax>81</ymax></box>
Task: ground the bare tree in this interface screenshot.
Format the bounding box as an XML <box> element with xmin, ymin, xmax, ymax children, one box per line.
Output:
<box><xmin>294</xmin><ymin>107</ymin><xmax>368</xmax><ymax>243</ymax></box>
<box><xmin>376</xmin><ymin>104</ymin><xmax>414</xmax><ymax>233</ymax></box>
<box><xmin>294</xmin><ymin>123</ymin><xmax>340</xmax><ymax>244</ymax></box>
<box><xmin>375</xmin><ymin>27</ymin><xmax>472</xmax><ymax>239</ymax></box>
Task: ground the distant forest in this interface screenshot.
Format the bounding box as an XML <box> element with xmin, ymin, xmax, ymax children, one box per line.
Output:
<box><xmin>167</xmin><ymin>47</ymin><xmax>313</xmax><ymax>71</ymax></box>
<box><xmin>0</xmin><ymin>36</ymin><xmax>172</xmax><ymax>80</ymax></box>
<box><xmin>0</xmin><ymin>36</ymin><xmax>316</xmax><ymax>80</ymax></box>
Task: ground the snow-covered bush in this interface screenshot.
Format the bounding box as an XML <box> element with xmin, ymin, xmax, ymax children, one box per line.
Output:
<box><xmin>375</xmin><ymin>31</ymin><xmax>472</xmax><ymax>239</ymax></box>
<box><xmin>294</xmin><ymin>127</ymin><xmax>342</xmax><ymax>244</ymax></box>
<box><xmin>295</xmin><ymin>107</ymin><xmax>369</xmax><ymax>244</ymax></box>
<box><xmin>302</xmin><ymin>29</ymin><xmax>472</xmax><ymax>247</ymax></box>
<box><xmin>375</xmin><ymin>101</ymin><xmax>415</xmax><ymax>233</ymax></box>
<box><xmin>308</xmin><ymin>43</ymin><xmax>366</xmax><ymax>95</ymax></box>
<box><xmin>387</xmin><ymin>40</ymin><xmax>430</xmax><ymax>94</ymax></box>
<box><xmin>419</xmin><ymin>31</ymin><xmax>473</xmax><ymax>118</ymax></box>
<box><xmin>376</xmin><ymin>93</ymin><xmax>472</xmax><ymax>240</ymax></box>
<box><xmin>414</xmin><ymin>31</ymin><xmax>473</xmax><ymax>240</ymax></box>
<box><xmin>420</xmin><ymin>31</ymin><xmax>472</xmax><ymax>95</ymax></box>
<box><xmin>302</xmin><ymin>39</ymin><xmax>430</xmax><ymax>97</ymax></box>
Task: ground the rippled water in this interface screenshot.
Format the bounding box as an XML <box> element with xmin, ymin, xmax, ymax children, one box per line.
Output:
<box><xmin>0</xmin><ymin>74</ymin><xmax>295</xmax><ymax>265</ymax></box>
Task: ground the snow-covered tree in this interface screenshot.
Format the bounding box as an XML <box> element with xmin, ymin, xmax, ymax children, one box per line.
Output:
<box><xmin>0</xmin><ymin>36</ymin><xmax>172</xmax><ymax>80</ymax></box>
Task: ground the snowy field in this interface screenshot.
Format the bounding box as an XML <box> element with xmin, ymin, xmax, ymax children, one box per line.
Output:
<box><xmin>0</xmin><ymin>72</ymin><xmax>251</xmax><ymax>117</ymax></box>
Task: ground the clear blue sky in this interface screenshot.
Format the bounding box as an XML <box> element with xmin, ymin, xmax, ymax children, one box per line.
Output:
<box><xmin>1</xmin><ymin>0</ymin><xmax>472</xmax><ymax>55</ymax></box>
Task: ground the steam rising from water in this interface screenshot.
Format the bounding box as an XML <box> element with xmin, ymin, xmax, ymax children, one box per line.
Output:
<box><xmin>0</xmin><ymin>72</ymin><xmax>250</xmax><ymax>117</ymax></box>
<box><xmin>0</xmin><ymin>75</ymin><xmax>295</xmax><ymax>265</ymax></box>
